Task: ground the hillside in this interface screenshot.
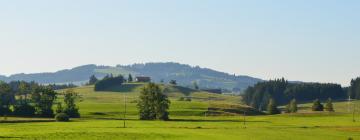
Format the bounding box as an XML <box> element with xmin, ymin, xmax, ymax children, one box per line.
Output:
<box><xmin>0</xmin><ymin>62</ymin><xmax>262</xmax><ymax>91</ymax></box>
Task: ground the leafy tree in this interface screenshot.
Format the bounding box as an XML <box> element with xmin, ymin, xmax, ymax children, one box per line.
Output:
<box><xmin>0</xmin><ymin>82</ymin><xmax>12</xmax><ymax>116</ymax></box>
<box><xmin>267</xmin><ymin>98</ymin><xmax>280</xmax><ymax>114</ymax></box>
<box><xmin>325</xmin><ymin>98</ymin><xmax>334</xmax><ymax>112</ymax></box>
<box><xmin>193</xmin><ymin>81</ymin><xmax>199</xmax><ymax>90</ymax></box>
<box><xmin>32</xmin><ymin>87</ymin><xmax>57</xmax><ymax>117</ymax></box>
<box><xmin>289</xmin><ymin>99</ymin><xmax>298</xmax><ymax>113</ymax></box>
<box><xmin>312</xmin><ymin>99</ymin><xmax>324</xmax><ymax>111</ymax></box>
<box><xmin>88</xmin><ymin>75</ymin><xmax>98</xmax><ymax>85</ymax></box>
<box><xmin>137</xmin><ymin>83</ymin><xmax>170</xmax><ymax>120</ymax></box>
<box><xmin>63</xmin><ymin>89</ymin><xmax>81</xmax><ymax>118</ymax></box>
<box><xmin>56</xmin><ymin>102</ymin><xmax>64</xmax><ymax>114</ymax></box>
<box><xmin>128</xmin><ymin>74</ymin><xmax>133</xmax><ymax>82</ymax></box>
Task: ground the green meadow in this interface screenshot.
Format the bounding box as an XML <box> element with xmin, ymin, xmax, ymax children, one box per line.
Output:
<box><xmin>0</xmin><ymin>83</ymin><xmax>359</xmax><ymax>140</ymax></box>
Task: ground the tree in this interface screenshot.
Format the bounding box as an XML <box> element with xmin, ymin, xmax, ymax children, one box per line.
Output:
<box><xmin>289</xmin><ymin>99</ymin><xmax>298</xmax><ymax>113</ymax></box>
<box><xmin>94</xmin><ymin>75</ymin><xmax>124</xmax><ymax>91</ymax></box>
<box><xmin>88</xmin><ymin>75</ymin><xmax>98</xmax><ymax>85</ymax></box>
<box><xmin>32</xmin><ymin>87</ymin><xmax>57</xmax><ymax>117</ymax></box>
<box><xmin>325</xmin><ymin>98</ymin><xmax>334</xmax><ymax>112</ymax></box>
<box><xmin>62</xmin><ymin>89</ymin><xmax>81</xmax><ymax>118</ymax></box>
<box><xmin>0</xmin><ymin>82</ymin><xmax>12</xmax><ymax>116</ymax></box>
<box><xmin>267</xmin><ymin>98</ymin><xmax>280</xmax><ymax>114</ymax></box>
<box><xmin>137</xmin><ymin>83</ymin><xmax>170</xmax><ymax>120</ymax></box>
<box><xmin>169</xmin><ymin>80</ymin><xmax>177</xmax><ymax>86</ymax></box>
<box><xmin>312</xmin><ymin>99</ymin><xmax>324</xmax><ymax>111</ymax></box>
<box><xmin>192</xmin><ymin>81</ymin><xmax>199</xmax><ymax>90</ymax></box>
<box><xmin>128</xmin><ymin>74</ymin><xmax>133</xmax><ymax>82</ymax></box>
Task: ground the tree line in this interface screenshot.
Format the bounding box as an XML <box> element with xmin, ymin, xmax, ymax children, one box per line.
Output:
<box><xmin>0</xmin><ymin>81</ymin><xmax>80</xmax><ymax>119</ymax></box>
<box><xmin>243</xmin><ymin>78</ymin><xmax>345</xmax><ymax>111</ymax></box>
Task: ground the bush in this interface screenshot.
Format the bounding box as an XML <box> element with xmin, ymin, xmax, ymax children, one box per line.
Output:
<box><xmin>13</xmin><ymin>104</ymin><xmax>35</xmax><ymax>116</ymax></box>
<box><xmin>55</xmin><ymin>113</ymin><xmax>70</xmax><ymax>122</ymax></box>
<box><xmin>185</xmin><ymin>98</ymin><xmax>191</xmax><ymax>102</ymax></box>
<box><xmin>178</xmin><ymin>97</ymin><xmax>185</xmax><ymax>101</ymax></box>
<box><xmin>312</xmin><ymin>99</ymin><xmax>324</xmax><ymax>111</ymax></box>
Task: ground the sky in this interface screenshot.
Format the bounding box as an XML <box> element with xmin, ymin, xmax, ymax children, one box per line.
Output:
<box><xmin>0</xmin><ymin>0</ymin><xmax>359</xmax><ymax>86</ymax></box>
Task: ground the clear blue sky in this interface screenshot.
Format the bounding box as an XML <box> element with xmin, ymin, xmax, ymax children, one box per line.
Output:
<box><xmin>0</xmin><ymin>0</ymin><xmax>359</xmax><ymax>86</ymax></box>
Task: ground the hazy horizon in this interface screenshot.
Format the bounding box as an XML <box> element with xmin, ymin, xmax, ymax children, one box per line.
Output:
<box><xmin>1</xmin><ymin>0</ymin><xmax>359</xmax><ymax>86</ymax></box>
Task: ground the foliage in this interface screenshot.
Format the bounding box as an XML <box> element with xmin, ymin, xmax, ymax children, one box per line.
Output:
<box><xmin>128</xmin><ymin>74</ymin><xmax>133</xmax><ymax>82</ymax></box>
<box><xmin>13</xmin><ymin>104</ymin><xmax>35</xmax><ymax>116</ymax></box>
<box><xmin>267</xmin><ymin>98</ymin><xmax>280</xmax><ymax>115</ymax></box>
<box><xmin>32</xmin><ymin>87</ymin><xmax>57</xmax><ymax>117</ymax></box>
<box><xmin>137</xmin><ymin>83</ymin><xmax>170</xmax><ymax>120</ymax></box>
<box><xmin>56</xmin><ymin>103</ymin><xmax>64</xmax><ymax>114</ymax></box>
<box><xmin>94</xmin><ymin>75</ymin><xmax>124</xmax><ymax>91</ymax></box>
<box><xmin>193</xmin><ymin>81</ymin><xmax>199</xmax><ymax>90</ymax></box>
<box><xmin>312</xmin><ymin>99</ymin><xmax>324</xmax><ymax>111</ymax></box>
<box><xmin>55</xmin><ymin>113</ymin><xmax>70</xmax><ymax>122</ymax></box>
<box><xmin>289</xmin><ymin>99</ymin><xmax>298</xmax><ymax>113</ymax></box>
<box><xmin>0</xmin><ymin>81</ymin><xmax>13</xmax><ymax>115</ymax></box>
<box><xmin>349</xmin><ymin>77</ymin><xmax>360</xmax><ymax>99</ymax></box>
<box><xmin>63</xmin><ymin>89</ymin><xmax>81</xmax><ymax>118</ymax></box>
<box><xmin>324</xmin><ymin>98</ymin><xmax>334</xmax><ymax>112</ymax></box>
<box><xmin>48</xmin><ymin>83</ymin><xmax>77</xmax><ymax>90</ymax></box>
<box><xmin>243</xmin><ymin>78</ymin><xmax>345</xmax><ymax>110</ymax></box>
<box><xmin>169</xmin><ymin>80</ymin><xmax>177</xmax><ymax>86</ymax></box>
<box><xmin>88</xmin><ymin>75</ymin><xmax>98</xmax><ymax>85</ymax></box>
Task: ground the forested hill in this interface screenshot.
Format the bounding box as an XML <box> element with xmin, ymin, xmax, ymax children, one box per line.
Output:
<box><xmin>0</xmin><ymin>62</ymin><xmax>262</xmax><ymax>91</ymax></box>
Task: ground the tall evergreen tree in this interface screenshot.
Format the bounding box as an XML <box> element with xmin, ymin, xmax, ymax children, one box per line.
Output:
<box><xmin>0</xmin><ymin>82</ymin><xmax>12</xmax><ymax>116</ymax></box>
<box><xmin>128</xmin><ymin>74</ymin><xmax>133</xmax><ymax>82</ymax></box>
<box><xmin>88</xmin><ymin>75</ymin><xmax>98</xmax><ymax>85</ymax></box>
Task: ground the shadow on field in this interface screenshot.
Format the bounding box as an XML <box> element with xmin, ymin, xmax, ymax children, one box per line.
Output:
<box><xmin>168</xmin><ymin>119</ymin><xmax>269</xmax><ymax>123</ymax></box>
<box><xmin>0</xmin><ymin>120</ymin><xmax>54</xmax><ymax>123</ymax></box>
<box><xmin>0</xmin><ymin>136</ymin><xmax>23</xmax><ymax>139</ymax></box>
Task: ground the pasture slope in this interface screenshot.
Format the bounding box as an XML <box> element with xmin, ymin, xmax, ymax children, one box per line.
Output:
<box><xmin>0</xmin><ymin>83</ymin><xmax>359</xmax><ymax>140</ymax></box>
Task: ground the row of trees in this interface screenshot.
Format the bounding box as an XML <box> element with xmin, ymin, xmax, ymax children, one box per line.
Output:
<box><xmin>0</xmin><ymin>81</ymin><xmax>80</xmax><ymax>118</ymax></box>
<box><xmin>94</xmin><ymin>75</ymin><xmax>125</xmax><ymax>91</ymax></box>
<box><xmin>349</xmin><ymin>77</ymin><xmax>360</xmax><ymax>99</ymax></box>
<box><xmin>266</xmin><ymin>98</ymin><xmax>334</xmax><ymax>115</ymax></box>
<box><xmin>243</xmin><ymin>78</ymin><xmax>345</xmax><ymax>111</ymax></box>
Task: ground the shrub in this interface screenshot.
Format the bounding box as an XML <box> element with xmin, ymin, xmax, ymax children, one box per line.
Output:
<box><xmin>312</xmin><ymin>99</ymin><xmax>324</xmax><ymax>111</ymax></box>
<box><xmin>325</xmin><ymin>98</ymin><xmax>334</xmax><ymax>112</ymax></box>
<box><xmin>55</xmin><ymin>113</ymin><xmax>70</xmax><ymax>122</ymax></box>
<box><xmin>185</xmin><ymin>98</ymin><xmax>191</xmax><ymax>102</ymax></box>
<box><xmin>178</xmin><ymin>97</ymin><xmax>185</xmax><ymax>101</ymax></box>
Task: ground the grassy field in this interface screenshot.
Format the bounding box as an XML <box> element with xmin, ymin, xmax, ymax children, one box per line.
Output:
<box><xmin>0</xmin><ymin>83</ymin><xmax>359</xmax><ymax>140</ymax></box>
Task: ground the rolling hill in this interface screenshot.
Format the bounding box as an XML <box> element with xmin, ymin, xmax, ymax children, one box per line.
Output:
<box><xmin>0</xmin><ymin>62</ymin><xmax>262</xmax><ymax>91</ymax></box>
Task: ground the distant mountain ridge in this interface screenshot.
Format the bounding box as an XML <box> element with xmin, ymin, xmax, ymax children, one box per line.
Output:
<box><xmin>0</xmin><ymin>62</ymin><xmax>263</xmax><ymax>91</ymax></box>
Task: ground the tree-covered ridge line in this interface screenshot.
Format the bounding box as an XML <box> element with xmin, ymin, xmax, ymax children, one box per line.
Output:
<box><xmin>0</xmin><ymin>62</ymin><xmax>263</xmax><ymax>92</ymax></box>
<box><xmin>243</xmin><ymin>78</ymin><xmax>348</xmax><ymax>111</ymax></box>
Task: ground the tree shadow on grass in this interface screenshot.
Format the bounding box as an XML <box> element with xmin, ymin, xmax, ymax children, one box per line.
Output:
<box><xmin>168</xmin><ymin>119</ymin><xmax>270</xmax><ymax>123</ymax></box>
<box><xmin>0</xmin><ymin>120</ymin><xmax>54</xmax><ymax>123</ymax></box>
<box><xmin>0</xmin><ymin>136</ymin><xmax>23</xmax><ymax>139</ymax></box>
